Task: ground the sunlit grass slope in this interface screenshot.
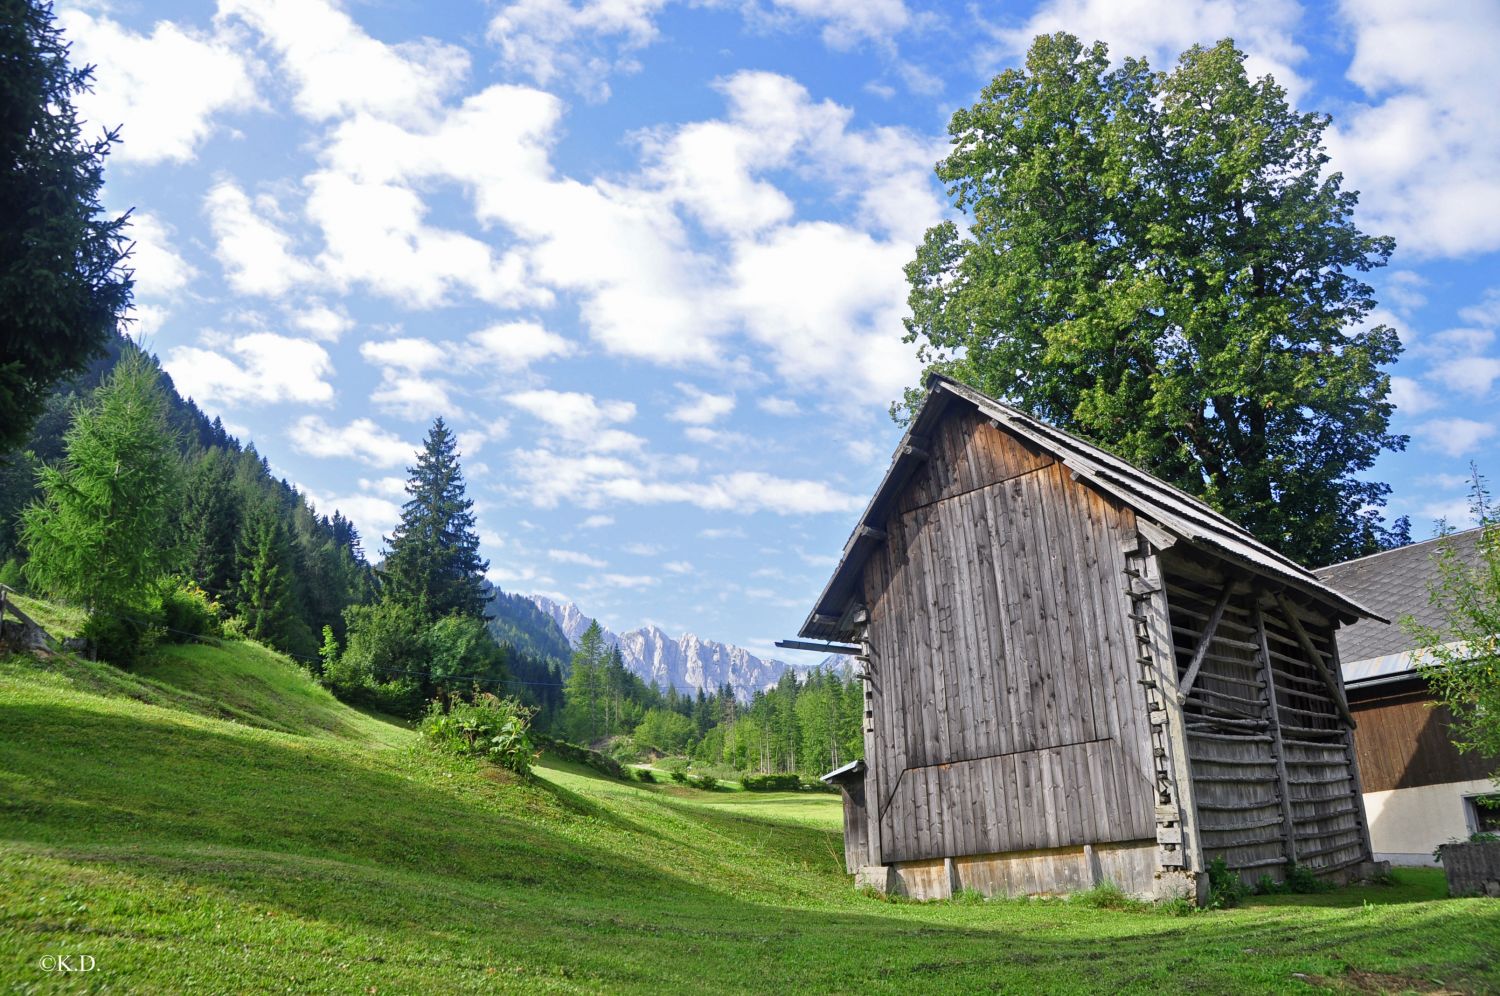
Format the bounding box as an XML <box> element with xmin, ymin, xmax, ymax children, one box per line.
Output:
<box><xmin>1</xmin><ymin>626</ymin><xmax>1498</xmax><ymax>993</ymax></box>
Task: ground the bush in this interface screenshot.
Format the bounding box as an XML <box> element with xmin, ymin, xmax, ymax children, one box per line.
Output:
<box><xmin>633</xmin><ymin>767</ymin><xmax>657</xmax><ymax>783</ymax></box>
<box><xmin>688</xmin><ymin>774</ymin><xmax>718</xmax><ymax>791</ymax></box>
<box><xmin>80</xmin><ymin>609</ymin><xmax>160</xmax><ymax>667</ymax></box>
<box><xmin>328</xmin><ymin>601</ymin><xmax>431</xmax><ymax>716</ymax></box>
<box><xmin>420</xmin><ymin>692</ymin><xmax>536</xmax><ymax>774</ymax></box>
<box><xmin>670</xmin><ymin>769</ymin><xmax>688</xmax><ymax>784</ymax></box>
<box><xmin>741</xmin><ymin>772</ymin><xmax>803</xmax><ymax>791</ymax></box>
<box><xmin>150</xmin><ymin>580</ymin><xmax>223</xmax><ymax>641</ymax></box>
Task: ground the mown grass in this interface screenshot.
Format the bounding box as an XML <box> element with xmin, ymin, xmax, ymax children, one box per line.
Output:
<box><xmin>1</xmin><ymin>636</ymin><xmax>1498</xmax><ymax>993</ymax></box>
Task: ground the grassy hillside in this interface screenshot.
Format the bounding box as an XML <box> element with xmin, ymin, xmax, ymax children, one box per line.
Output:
<box><xmin>1</xmin><ymin>631</ymin><xmax>1498</xmax><ymax>992</ymax></box>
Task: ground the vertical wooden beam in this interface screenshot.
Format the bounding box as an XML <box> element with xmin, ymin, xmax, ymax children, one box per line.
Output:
<box><xmin>1253</xmin><ymin>594</ymin><xmax>1299</xmax><ymax>867</ymax></box>
<box><xmin>1176</xmin><ymin>585</ymin><xmax>1233</xmax><ymax>704</ymax></box>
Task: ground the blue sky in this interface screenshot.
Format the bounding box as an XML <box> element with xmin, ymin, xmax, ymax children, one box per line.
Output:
<box><xmin>62</xmin><ymin>0</ymin><xmax>1500</xmax><ymax>659</ymax></box>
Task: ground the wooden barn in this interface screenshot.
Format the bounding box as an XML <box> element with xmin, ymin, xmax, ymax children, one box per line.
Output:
<box><xmin>791</xmin><ymin>375</ymin><xmax>1387</xmax><ymax>902</ymax></box>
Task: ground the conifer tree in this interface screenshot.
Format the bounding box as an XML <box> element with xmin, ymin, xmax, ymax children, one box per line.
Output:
<box><xmin>382</xmin><ymin>418</ymin><xmax>488</xmax><ymax>621</ymax></box>
<box><xmin>181</xmin><ymin>448</ymin><xmax>240</xmax><ymax>600</ymax></box>
<box><xmin>233</xmin><ymin>501</ymin><xmax>308</xmax><ymax>654</ymax></box>
<box><xmin>21</xmin><ymin>353</ymin><xmax>178</xmax><ymax>618</ymax></box>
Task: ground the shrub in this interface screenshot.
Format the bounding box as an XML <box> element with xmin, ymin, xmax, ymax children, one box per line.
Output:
<box><xmin>150</xmin><ymin>580</ymin><xmax>223</xmax><ymax>641</ymax></box>
<box><xmin>80</xmin><ymin>610</ymin><xmax>159</xmax><ymax>667</ymax></box>
<box><xmin>688</xmin><ymin>773</ymin><xmax>718</xmax><ymax>791</ymax></box>
<box><xmin>741</xmin><ymin>772</ymin><xmax>802</xmax><ymax>791</ymax></box>
<box><xmin>328</xmin><ymin>601</ymin><xmax>431</xmax><ymax>716</ymax></box>
<box><xmin>633</xmin><ymin>767</ymin><xmax>656</xmax><ymax>783</ymax></box>
<box><xmin>670</xmin><ymin>769</ymin><xmax>688</xmax><ymax>784</ymax></box>
<box><xmin>420</xmin><ymin>692</ymin><xmax>536</xmax><ymax>774</ymax></box>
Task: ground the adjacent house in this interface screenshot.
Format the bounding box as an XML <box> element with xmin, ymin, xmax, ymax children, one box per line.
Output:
<box><xmin>795</xmin><ymin>375</ymin><xmax>1386</xmax><ymax>902</ymax></box>
<box><xmin>1314</xmin><ymin>528</ymin><xmax>1499</xmax><ymax>865</ymax></box>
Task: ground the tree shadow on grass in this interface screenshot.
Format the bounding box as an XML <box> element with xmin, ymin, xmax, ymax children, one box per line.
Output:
<box><xmin>2</xmin><ymin>702</ymin><xmax>1496</xmax><ymax>993</ymax></box>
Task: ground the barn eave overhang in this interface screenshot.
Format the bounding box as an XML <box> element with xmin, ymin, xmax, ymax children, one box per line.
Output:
<box><xmin>796</xmin><ymin>375</ymin><xmax>1384</xmax><ymax>643</ymax></box>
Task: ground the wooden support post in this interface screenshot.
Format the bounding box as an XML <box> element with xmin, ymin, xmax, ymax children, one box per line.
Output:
<box><xmin>1253</xmin><ymin>595</ymin><xmax>1299</xmax><ymax>867</ymax></box>
<box><xmin>1176</xmin><ymin>585</ymin><xmax>1233</xmax><ymax>704</ymax></box>
<box><xmin>1272</xmin><ymin>592</ymin><xmax>1355</xmax><ymax>729</ymax></box>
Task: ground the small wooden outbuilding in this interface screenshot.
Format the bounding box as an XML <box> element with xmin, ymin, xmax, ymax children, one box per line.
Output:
<box><xmin>797</xmin><ymin>376</ymin><xmax>1387</xmax><ymax>902</ymax></box>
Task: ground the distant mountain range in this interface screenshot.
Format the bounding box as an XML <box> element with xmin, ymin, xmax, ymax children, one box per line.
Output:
<box><xmin>528</xmin><ymin>595</ymin><xmax>801</xmax><ymax>701</ymax></box>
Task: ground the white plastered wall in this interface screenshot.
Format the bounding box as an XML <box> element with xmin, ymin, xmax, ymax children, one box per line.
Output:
<box><xmin>1363</xmin><ymin>778</ymin><xmax>1497</xmax><ymax>865</ymax></box>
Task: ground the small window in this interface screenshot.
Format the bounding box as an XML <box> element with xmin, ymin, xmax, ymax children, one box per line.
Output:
<box><xmin>1465</xmin><ymin>794</ymin><xmax>1500</xmax><ymax>834</ymax></box>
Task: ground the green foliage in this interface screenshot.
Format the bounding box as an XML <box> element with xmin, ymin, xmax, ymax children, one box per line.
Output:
<box><xmin>317</xmin><ymin>625</ymin><xmax>339</xmax><ymax>679</ymax></box>
<box><xmin>420</xmin><ymin>692</ymin><xmax>536</xmax><ymax>775</ymax></box>
<box><xmin>1406</xmin><ymin>466</ymin><xmax>1500</xmax><ymax>774</ymax></box>
<box><xmin>669</xmin><ymin>769</ymin><xmax>688</xmax><ymax>784</ymax></box>
<box><xmin>632</xmin><ymin>766</ymin><xmax>656</xmax><ymax>783</ymax></box>
<box><xmin>381</xmin><ymin>418</ymin><xmax>488</xmax><ymax>623</ymax></box>
<box><xmin>80</xmin><ymin>608</ymin><xmax>160</xmax><ymax>667</ymax></box>
<box><xmin>0</xmin><ymin>557</ymin><xmax>24</xmax><ymax>593</ymax></box>
<box><xmin>1207</xmin><ymin>856</ymin><xmax>1249</xmax><ymax>909</ymax></box>
<box><xmin>231</xmin><ymin>501</ymin><xmax>315</xmax><ymax>659</ymax></box>
<box><xmin>902</xmin><ymin>32</ymin><xmax>1405</xmax><ymax>566</ymax></box>
<box><xmin>427</xmin><ymin>612</ymin><xmax>509</xmax><ymax>689</ymax></box>
<box><xmin>325</xmin><ymin>600</ymin><xmax>427</xmax><ymax>716</ymax></box>
<box><xmin>0</xmin><ymin>0</ymin><xmax>132</xmax><ymax>452</ymax></box>
<box><xmin>149</xmin><ymin>579</ymin><xmax>223</xmax><ymax>641</ymax></box>
<box><xmin>20</xmin><ymin>353</ymin><xmax>180</xmax><ymax>643</ymax></box>
<box><xmin>742</xmin><ymin>772</ymin><xmax>803</xmax><ymax>791</ymax></box>
<box><xmin>687</xmin><ymin>773</ymin><xmax>719</xmax><ymax>791</ymax></box>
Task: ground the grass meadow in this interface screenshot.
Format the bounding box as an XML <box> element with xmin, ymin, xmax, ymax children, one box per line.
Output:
<box><xmin>0</xmin><ymin>622</ymin><xmax>1497</xmax><ymax>993</ymax></box>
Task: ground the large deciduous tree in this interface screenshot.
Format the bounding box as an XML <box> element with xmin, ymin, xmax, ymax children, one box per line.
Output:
<box><xmin>381</xmin><ymin>418</ymin><xmax>489</xmax><ymax>621</ymax></box>
<box><xmin>0</xmin><ymin>0</ymin><xmax>132</xmax><ymax>453</ymax></box>
<box><xmin>903</xmin><ymin>33</ymin><xmax>1404</xmax><ymax>566</ymax></box>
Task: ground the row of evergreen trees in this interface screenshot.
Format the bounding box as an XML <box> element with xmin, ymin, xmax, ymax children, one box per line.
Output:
<box><xmin>553</xmin><ymin>617</ymin><xmax>865</xmax><ymax>777</ymax></box>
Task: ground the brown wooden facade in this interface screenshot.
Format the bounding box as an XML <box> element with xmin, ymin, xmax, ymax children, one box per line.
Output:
<box><xmin>802</xmin><ymin>376</ymin><xmax>1382</xmax><ymax>901</ymax></box>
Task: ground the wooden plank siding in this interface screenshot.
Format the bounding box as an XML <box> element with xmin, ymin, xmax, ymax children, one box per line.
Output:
<box><xmin>1348</xmin><ymin>683</ymin><xmax>1498</xmax><ymax>793</ymax></box>
<box><xmin>859</xmin><ymin>412</ymin><xmax>1155</xmax><ymax>866</ymax></box>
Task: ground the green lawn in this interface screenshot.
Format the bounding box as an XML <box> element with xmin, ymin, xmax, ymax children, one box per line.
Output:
<box><xmin>1</xmin><ymin>638</ymin><xmax>1497</xmax><ymax>993</ymax></box>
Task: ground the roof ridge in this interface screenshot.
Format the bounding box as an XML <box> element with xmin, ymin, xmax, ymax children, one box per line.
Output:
<box><xmin>1314</xmin><ymin>524</ymin><xmax>1488</xmax><ymax>574</ymax></box>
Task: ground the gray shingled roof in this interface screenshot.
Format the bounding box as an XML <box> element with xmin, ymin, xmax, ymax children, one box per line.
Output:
<box><xmin>798</xmin><ymin>374</ymin><xmax>1379</xmax><ymax>643</ymax></box>
<box><xmin>1314</xmin><ymin>527</ymin><xmax>1487</xmax><ymax>673</ymax></box>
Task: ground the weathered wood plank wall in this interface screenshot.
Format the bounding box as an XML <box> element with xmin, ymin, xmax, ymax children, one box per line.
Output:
<box><xmin>860</xmin><ymin>409</ymin><xmax>1156</xmax><ymax>866</ymax></box>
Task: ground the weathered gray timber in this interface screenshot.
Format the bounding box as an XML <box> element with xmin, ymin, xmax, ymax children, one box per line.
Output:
<box><xmin>798</xmin><ymin>375</ymin><xmax>1386</xmax><ymax>902</ymax></box>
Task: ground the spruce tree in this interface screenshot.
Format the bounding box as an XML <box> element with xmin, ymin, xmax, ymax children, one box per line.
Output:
<box><xmin>181</xmin><ymin>448</ymin><xmax>241</xmax><ymax>600</ymax></box>
<box><xmin>381</xmin><ymin>418</ymin><xmax>488</xmax><ymax>621</ymax></box>
<box><xmin>0</xmin><ymin>0</ymin><xmax>133</xmax><ymax>452</ymax></box>
<box><xmin>232</xmin><ymin>500</ymin><xmax>313</xmax><ymax>655</ymax></box>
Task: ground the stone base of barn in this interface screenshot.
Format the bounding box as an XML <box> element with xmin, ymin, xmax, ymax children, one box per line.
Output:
<box><xmin>857</xmin><ymin>840</ymin><xmax>1185</xmax><ymax>902</ymax></box>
